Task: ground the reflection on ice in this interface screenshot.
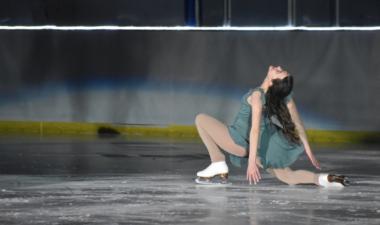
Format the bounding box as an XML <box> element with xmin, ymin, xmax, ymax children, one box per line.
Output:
<box><xmin>0</xmin><ymin>137</ymin><xmax>379</xmax><ymax>224</ymax></box>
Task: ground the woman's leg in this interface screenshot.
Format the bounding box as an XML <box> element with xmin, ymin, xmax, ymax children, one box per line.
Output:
<box><xmin>195</xmin><ymin>113</ymin><xmax>247</xmax><ymax>162</ymax></box>
<box><xmin>267</xmin><ymin>167</ymin><xmax>319</xmax><ymax>185</ymax></box>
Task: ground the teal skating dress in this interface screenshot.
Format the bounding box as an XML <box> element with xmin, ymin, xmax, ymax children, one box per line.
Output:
<box><xmin>226</xmin><ymin>87</ymin><xmax>304</xmax><ymax>169</ymax></box>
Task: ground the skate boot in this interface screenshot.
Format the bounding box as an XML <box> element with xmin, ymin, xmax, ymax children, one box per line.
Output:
<box><xmin>318</xmin><ymin>173</ymin><xmax>350</xmax><ymax>188</ymax></box>
<box><xmin>195</xmin><ymin>161</ymin><xmax>229</xmax><ymax>185</ymax></box>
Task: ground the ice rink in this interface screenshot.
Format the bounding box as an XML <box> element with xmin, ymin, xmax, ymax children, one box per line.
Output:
<box><xmin>0</xmin><ymin>136</ymin><xmax>379</xmax><ymax>225</ymax></box>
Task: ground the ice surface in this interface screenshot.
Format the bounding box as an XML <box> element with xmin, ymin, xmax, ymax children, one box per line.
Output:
<box><xmin>0</xmin><ymin>136</ymin><xmax>379</xmax><ymax>224</ymax></box>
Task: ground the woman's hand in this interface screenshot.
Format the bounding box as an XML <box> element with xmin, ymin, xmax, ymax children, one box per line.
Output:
<box><xmin>246</xmin><ymin>162</ymin><xmax>261</xmax><ymax>185</ymax></box>
<box><xmin>306</xmin><ymin>151</ymin><xmax>321</xmax><ymax>170</ymax></box>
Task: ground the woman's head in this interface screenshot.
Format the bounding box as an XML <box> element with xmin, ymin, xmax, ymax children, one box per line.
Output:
<box><xmin>266</xmin><ymin>65</ymin><xmax>293</xmax><ymax>100</ymax></box>
<box><xmin>267</xmin><ymin>65</ymin><xmax>289</xmax><ymax>84</ymax></box>
<box><xmin>268</xmin><ymin>75</ymin><xmax>293</xmax><ymax>100</ymax></box>
<box><xmin>263</xmin><ymin>65</ymin><xmax>300</xmax><ymax>145</ymax></box>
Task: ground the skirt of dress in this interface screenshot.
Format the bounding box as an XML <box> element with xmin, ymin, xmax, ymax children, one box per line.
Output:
<box><xmin>227</xmin><ymin>125</ymin><xmax>304</xmax><ymax>169</ymax></box>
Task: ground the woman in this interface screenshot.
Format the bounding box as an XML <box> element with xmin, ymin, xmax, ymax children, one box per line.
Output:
<box><xmin>194</xmin><ymin>65</ymin><xmax>349</xmax><ymax>187</ymax></box>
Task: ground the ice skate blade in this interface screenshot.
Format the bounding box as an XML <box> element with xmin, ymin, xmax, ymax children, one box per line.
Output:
<box><xmin>194</xmin><ymin>177</ymin><xmax>232</xmax><ymax>185</ymax></box>
<box><xmin>341</xmin><ymin>178</ymin><xmax>350</xmax><ymax>186</ymax></box>
<box><xmin>329</xmin><ymin>175</ymin><xmax>350</xmax><ymax>187</ymax></box>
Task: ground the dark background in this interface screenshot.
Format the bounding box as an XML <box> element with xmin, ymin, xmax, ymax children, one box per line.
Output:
<box><xmin>0</xmin><ymin>0</ymin><xmax>380</xmax><ymax>26</ymax></box>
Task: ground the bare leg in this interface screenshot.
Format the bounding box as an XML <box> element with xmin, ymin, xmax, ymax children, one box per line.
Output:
<box><xmin>267</xmin><ymin>167</ymin><xmax>319</xmax><ymax>185</ymax></box>
<box><xmin>195</xmin><ymin>113</ymin><xmax>248</xmax><ymax>162</ymax></box>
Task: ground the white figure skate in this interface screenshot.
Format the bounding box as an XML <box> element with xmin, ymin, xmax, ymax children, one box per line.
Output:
<box><xmin>318</xmin><ymin>173</ymin><xmax>350</xmax><ymax>188</ymax></box>
<box><xmin>195</xmin><ymin>161</ymin><xmax>231</xmax><ymax>185</ymax></box>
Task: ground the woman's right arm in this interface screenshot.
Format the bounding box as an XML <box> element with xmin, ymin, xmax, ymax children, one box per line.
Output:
<box><xmin>246</xmin><ymin>91</ymin><xmax>263</xmax><ymax>184</ymax></box>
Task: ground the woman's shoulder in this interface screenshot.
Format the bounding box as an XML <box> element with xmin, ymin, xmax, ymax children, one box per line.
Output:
<box><xmin>247</xmin><ymin>87</ymin><xmax>265</xmax><ymax>106</ymax></box>
<box><xmin>250</xmin><ymin>88</ymin><xmax>263</xmax><ymax>96</ymax></box>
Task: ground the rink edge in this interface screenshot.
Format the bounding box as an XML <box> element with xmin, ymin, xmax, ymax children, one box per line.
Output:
<box><xmin>0</xmin><ymin>120</ymin><xmax>379</xmax><ymax>144</ymax></box>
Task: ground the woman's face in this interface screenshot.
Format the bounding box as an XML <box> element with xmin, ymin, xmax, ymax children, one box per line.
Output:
<box><xmin>268</xmin><ymin>65</ymin><xmax>289</xmax><ymax>85</ymax></box>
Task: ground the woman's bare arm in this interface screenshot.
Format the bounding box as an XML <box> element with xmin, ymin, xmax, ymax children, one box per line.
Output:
<box><xmin>246</xmin><ymin>91</ymin><xmax>263</xmax><ymax>184</ymax></box>
<box><xmin>286</xmin><ymin>97</ymin><xmax>321</xmax><ymax>169</ymax></box>
<box><xmin>249</xmin><ymin>91</ymin><xmax>263</xmax><ymax>164</ymax></box>
<box><xmin>286</xmin><ymin>98</ymin><xmax>312</xmax><ymax>152</ymax></box>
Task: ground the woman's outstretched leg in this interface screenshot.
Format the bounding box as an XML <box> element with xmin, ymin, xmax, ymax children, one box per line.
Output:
<box><xmin>195</xmin><ymin>113</ymin><xmax>247</xmax><ymax>162</ymax></box>
<box><xmin>268</xmin><ymin>167</ymin><xmax>319</xmax><ymax>185</ymax></box>
<box><xmin>268</xmin><ymin>167</ymin><xmax>349</xmax><ymax>187</ymax></box>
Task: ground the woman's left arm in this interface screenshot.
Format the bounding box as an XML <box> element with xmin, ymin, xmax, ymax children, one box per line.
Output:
<box><xmin>286</xmin><ymin>98</ymin><xmax>321</xmax><ymax>170</ymax></box>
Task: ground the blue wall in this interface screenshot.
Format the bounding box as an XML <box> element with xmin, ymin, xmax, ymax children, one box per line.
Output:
<box><xmin>0</xmin><ymin>30</ymin><xmax>378</xmax><ymax>131</ymax></box>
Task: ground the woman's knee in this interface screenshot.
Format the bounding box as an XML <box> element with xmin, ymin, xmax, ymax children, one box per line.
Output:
<box><xmin>195</xmin><ymin>113</ymin><xmax>210</xmax><ymax>126</ymax></box>
<box><xmin>273</xmin><ymin>168</ymin><xmax>295</xmax><ymax>185</ymax></box>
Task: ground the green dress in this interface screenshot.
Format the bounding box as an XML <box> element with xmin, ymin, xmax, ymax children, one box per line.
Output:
<box><xmin>227</xmin><ymin>87</ymin><xmax>304</xmax><ymax>169</ymax></box>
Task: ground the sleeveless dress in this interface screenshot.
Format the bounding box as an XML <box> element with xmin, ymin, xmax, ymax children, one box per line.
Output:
<box><xmin>226</xmin><ymin>87</ymin><xmax>304</xmax><ymax>169</ymax></box>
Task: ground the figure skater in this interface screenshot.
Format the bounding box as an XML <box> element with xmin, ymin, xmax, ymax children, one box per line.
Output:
<box><xmin>194</xmin><ymin>65</ymin><xmax>349</xmax><ymax>187</ymax></box>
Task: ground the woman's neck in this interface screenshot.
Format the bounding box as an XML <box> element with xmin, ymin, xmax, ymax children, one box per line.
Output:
<box><xmin>260</xmin><ymin>78</ymin><xmax>270</xmax><ymax>94</ymax></box>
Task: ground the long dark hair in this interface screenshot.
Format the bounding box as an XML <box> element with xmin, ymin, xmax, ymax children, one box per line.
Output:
<box><xmin>264</xmin><ymin>75</ymin><xmax>301</xmax><ymax>145</ymax></box>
